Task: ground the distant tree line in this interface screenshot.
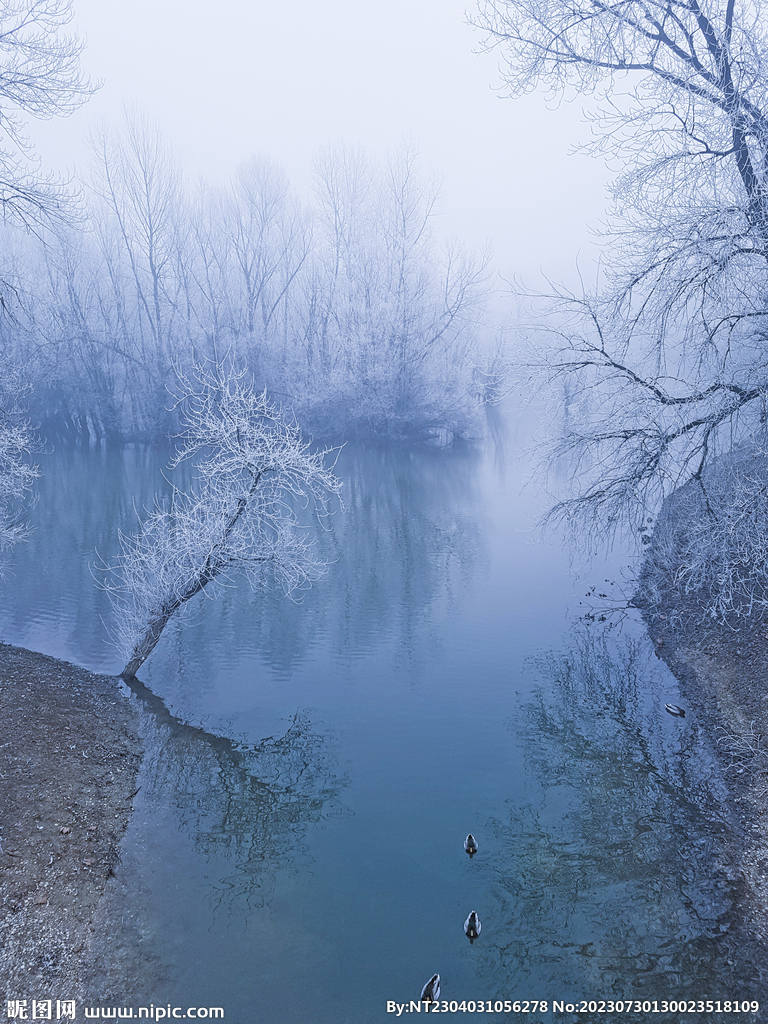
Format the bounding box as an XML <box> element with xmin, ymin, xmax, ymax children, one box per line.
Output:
<box><xmin>0</xmin><ymin>115</ymin><xmax>491</xmax><ymax>446</ymax></box>
<box><xmin>0</xmin><ymin>0</ymin><xmax>95</xmax><ymax>564</ymax></box>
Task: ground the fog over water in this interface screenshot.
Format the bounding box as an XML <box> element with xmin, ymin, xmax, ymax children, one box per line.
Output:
<box><xmin>3</xmin><ymin>0</ymin><xmax>763</xmax><ymax>1016</ymax></box>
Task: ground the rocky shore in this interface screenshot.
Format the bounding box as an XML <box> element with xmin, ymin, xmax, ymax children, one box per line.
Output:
<box><xmin>643</xmin><ymin>596</ymin><xmax>768</xmax><ymax>975</ymax></box>
<box><xmin>0</xmin><ymin>644</ymin><xmax>142</xmax><ymax>1004</ymax></box>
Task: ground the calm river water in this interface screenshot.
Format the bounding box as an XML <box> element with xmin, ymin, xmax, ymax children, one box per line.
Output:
<box><xmin>0</xmin><ymin>421</ymin><xmax>755</xmax><ymax>1022</ymax></box>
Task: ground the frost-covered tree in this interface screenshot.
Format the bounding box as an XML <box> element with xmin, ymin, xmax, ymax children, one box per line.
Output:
<box><xmin>0</xmin><ymin>0</ymin><xmax>95</xmax><ymax>227</ymax></box>
<box><xmin>88</xmin><ymin>112</ymin><xmax>186</xmax><ymax>423</ymax></box>
<box><xmin>473</xmin><ymin>0</ymin><xmax>768</xmax><ymax>614</ymax></box>
<box><xmin>102</xmin><ymin>363</ymin><xmax>342</xmax><ymax>678</ymax></box>
<box><xmin>304</xmin><ymin>144</ymin><xmax>490</xmax><ymax>438</ymax></box>
<box><xmin>0</xmin><ymin>378</ymin><xmax>38</xmax><ymax>560</ymax></box>
<box><xmin>224</xmin><ymin>156</ymin><xmax>311</xmax><ymax>353</ymax></box>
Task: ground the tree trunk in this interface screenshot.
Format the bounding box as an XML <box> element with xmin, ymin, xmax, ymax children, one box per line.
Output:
<box><xmin>120</xmin><ymin>499</ymin><xmax>249</xmax><ymax>677</ymax></box>
<box><xmin>121</xmin><ymin>603</ymin><xmax>176</xmax><ymax>678</ymax></box>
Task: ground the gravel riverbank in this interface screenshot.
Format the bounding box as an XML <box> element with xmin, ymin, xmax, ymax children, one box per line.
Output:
<box><xmin>643</xmin><ymin>598</ymin><xmax>768</xmax><ymax>978</ymax></box>
<box><xmin>0</xmin><ymin>644</ymin><xmax>142</xmax><ymax>1004</ymax></box>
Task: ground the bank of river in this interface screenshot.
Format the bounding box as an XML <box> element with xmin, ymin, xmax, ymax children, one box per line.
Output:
<box><xmin>643</xmin><ymin>597</ymin><xmax>768</xmax><ymax>980</ymax></box>
<box><xmin>0</xmin><ymin>645</ymin><xmax>142</xmax><ymax>1004</ymax></box>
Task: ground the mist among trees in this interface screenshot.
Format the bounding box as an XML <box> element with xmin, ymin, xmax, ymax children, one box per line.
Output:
<box><xmin>0</xmin><ymin>115</ymin><xmax>492</xmax><ymax>448</ymax></box>
<box><xmin>473</xmin><ymin>0</ymin><xmax>768</xmax><ymax>619</ymax></box>
<box><xmin>8</xmin><ymin>0</ymin><xmax>768</xmax><ymax>626</ymax></box>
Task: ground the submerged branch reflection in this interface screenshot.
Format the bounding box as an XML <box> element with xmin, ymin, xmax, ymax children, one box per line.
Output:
<box><xmin>480</xmin><ymin>628</ymin><xmax>755</xmax><ymax>999</ymax></box>
<box><xmin>125</xmin><ymin>675</ymin><xmax>349</xmax><ymax>918</ymax></box>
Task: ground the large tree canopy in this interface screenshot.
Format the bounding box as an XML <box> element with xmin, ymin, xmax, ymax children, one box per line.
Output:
<box><xmin>474</xmin><ymin>3</ymin><xmax>768</xmax><ymax>513</ymax></box>
<box><xmin>473</xmin><ymin>0</ymin><xmax>768</xmax><ymax>224</ymax></box>
<box><xmin>472</xmin><ymin>0</ymin><xmax>768</xmax><ymax>615</ymax></box>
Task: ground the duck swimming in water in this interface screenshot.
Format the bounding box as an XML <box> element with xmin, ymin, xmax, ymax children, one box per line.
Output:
<box><xmin>665</xmin><ymin>703</ymin><xmax>686</xmax><ymax>718</ymax></box>
<box><xmin>421</xmin><ymin>974</ymin><xmax>441</xmax><ymax>1010</ymax></box>
<box><xmin>464</xmin><ymin>910</ymin><xmax>481</xmax><ymax>943</ymax></box>
<box><xmin>464</xmin><ymin>834</ymin><xmax>478</xmax><ymax>858</ymax></box>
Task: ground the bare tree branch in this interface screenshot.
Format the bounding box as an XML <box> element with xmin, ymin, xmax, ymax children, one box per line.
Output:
<box><xmin>0</xmin><ymin>0</ymin><xmax>96</xmax><ymax>228</ymax></box>
<box><xmin>98</xmin><ymin>362</ymin><xmax>342</xmax><ymax>678</ymax></box>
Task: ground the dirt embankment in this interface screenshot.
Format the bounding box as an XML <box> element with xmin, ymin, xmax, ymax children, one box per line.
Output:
<box><xmin>642</xmin><ymin>597</ymin><xmax>768</xmax><ymax>956</ymax></box>
<box><xmin>0</xmin><ymin>643</ymin><xmax>142</xmax><ymax>1004</ymax></box>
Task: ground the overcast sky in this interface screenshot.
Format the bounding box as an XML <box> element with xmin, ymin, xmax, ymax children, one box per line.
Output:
<box><xmin>33</xmin><ymin>0</ymin><xmax>612</xmax><ymax>295</ymax></box>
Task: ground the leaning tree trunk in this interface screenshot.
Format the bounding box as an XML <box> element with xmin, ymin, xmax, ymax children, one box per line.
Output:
<box><xmin>120</xmin><ymin>567</ymin><xmax>218</xmax><ymax>678</ymax></box>
<box><xmin>121</xmin><ymin>600</ymin><xmax>179</xmax><ymax>679</ymax></box>
<box><xmin>120</xmin><ymin>496</ymin><xmax>251</xmax><ymax>678</ymax></box>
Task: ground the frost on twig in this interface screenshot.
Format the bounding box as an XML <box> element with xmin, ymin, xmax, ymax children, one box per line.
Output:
<box><xmin>717</xmin><ymin>722</ymin><xmax>768</xmax><ymax>800</ymax></box>
<box><xmin>0</xmin><ymin>378</ymin><xmax>38</xmax><ymax>566</ymax></box>
<box><xmin>99</xmin><ymin>363</ymin><xmax>342</xmax><ymax>678</ymax></box>
<box><xmin>639</xmin><ymin>444</ymin><xmax>768</xmax><ymax>622</ymax></box>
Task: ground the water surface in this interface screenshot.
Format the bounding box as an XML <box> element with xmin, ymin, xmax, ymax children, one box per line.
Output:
<box><xmin>0</xmin><ymin>430</ymin><xmax>753</xmax><ymax>1021</ymax></box>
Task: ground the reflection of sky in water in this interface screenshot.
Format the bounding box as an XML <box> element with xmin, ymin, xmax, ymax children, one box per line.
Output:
<box><xmin>0</xmin><ymin>431</ymin><xmax>760</xmax><ymax>1019</ymax></box>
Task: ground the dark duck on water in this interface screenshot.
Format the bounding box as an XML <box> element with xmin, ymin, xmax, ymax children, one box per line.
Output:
<box><xmin>421</xmin><ymin>974</ymin><xmax>441</xmax><ymax>1010</ymax></box>
<box><xmin>665</xmin><ymin>703</ymin><xmax>686</xmax><ymax>718</ymax></box>
<box><xmin>464</xmin><ymin>910</ymin><xmax>481</xmax><ymax>943</ymax></box>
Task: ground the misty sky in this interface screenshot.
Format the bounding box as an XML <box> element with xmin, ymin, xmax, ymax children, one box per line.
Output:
<box><xmin>33</xmin><ymin>0</ymin><xmax>612</xmax><ymax>293</ymax></box>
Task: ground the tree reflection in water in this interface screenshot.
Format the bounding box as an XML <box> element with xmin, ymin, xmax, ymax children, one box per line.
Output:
<box><xmin>125</xmin><ymin>675</ymin><xmax>348</xmax><ymax>917</ymax></box>
<box><xmin>478</xmin><ymin>627</ymin><xmax>760</xmax><ymax>1002</ymax></box>
<box><xmin>139</xmin><ymin>441</ymin><xmax>486</xmax><ymax>692</ymax></box>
